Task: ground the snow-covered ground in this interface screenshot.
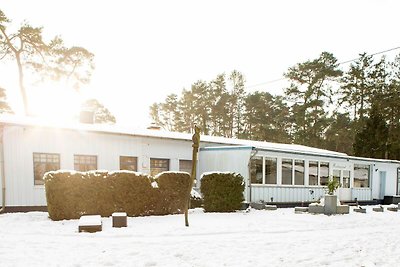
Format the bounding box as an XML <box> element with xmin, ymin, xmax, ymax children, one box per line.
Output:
<box><xmin>1</xmin><ymin>206</ymin><xmax>400</xmax><ymax>267</ymax></box>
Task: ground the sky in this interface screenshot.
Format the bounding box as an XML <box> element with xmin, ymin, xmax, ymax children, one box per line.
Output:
<box><xmin>1</xmin><ymin>0</ymin><xmax>400</xmax><ymax>128</ymax></box>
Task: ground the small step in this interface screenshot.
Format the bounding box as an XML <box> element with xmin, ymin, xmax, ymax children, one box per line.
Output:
<box><xmin>387</xmin><ymin>207</ymin><xmax>398</xmax><ymax>212</ymax></box>
<box><xmin>294</xmin><ymin>207</ymin><xmax>308</xmax><ymax>213</ymax></box>
<box><xmin>353</xmin><ymin>208</ymin><xmax>366</xmax><ymax>213</ymax></box>
<box><xmin>265</xmin><ymin>205</ymin><xmax>277</xmax><ymax>211</ymax></box>
<box><xmin>372</xmin><ymin>207</ymin><xmax>384</xmax><ymax>212</ymax></box>
<box><xmin>112</xmin><ymin>212</ymin><xmax>127</xmax><ymax>228</ymax></box>
<box><xmin>79</xmin><ymin>215</ymin><xmax>102</xmax><ymax>233</ymax></box>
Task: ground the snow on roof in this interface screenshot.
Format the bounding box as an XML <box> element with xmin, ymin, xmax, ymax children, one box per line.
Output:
<box><xmin>0</xmin><ymin>114</ymin><xmax>361</xmax><ymax>158</ymax></box>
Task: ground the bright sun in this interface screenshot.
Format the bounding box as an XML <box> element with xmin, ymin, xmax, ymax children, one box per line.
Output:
<box><xmin>28</xmin><ymin>83</ymin><xmax>83</xmax><ymax>123</ymax></box>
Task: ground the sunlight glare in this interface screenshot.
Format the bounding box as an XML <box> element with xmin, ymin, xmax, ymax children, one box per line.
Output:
<box><xmin>28</xmin><ymin>83</ymin><xmax>82</xmax><ymax>124</ymax></box>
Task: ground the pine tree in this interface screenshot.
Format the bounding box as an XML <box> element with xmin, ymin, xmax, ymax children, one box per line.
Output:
<box><xmin>353</xmin><ymin>105</ymin><xmax>389</xmax><ymax>159</ymax></box>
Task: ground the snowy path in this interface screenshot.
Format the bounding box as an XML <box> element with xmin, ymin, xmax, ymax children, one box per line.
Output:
<box><xmin>0</xmin><ymin>207</ymin><xmax>399</xmax><ymax>266</ymax></box>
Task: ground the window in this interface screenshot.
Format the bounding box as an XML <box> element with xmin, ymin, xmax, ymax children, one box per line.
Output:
<box><xmin>250</xmin><ymin>157</ymin><xmax>263</xmax><ymax>184</ymax></box>
<box><xmin>309</xmin><ymin>161</ymin><xmax>318</xmax><ymax>186</ymax></box>
<box><xmin>343</xmin><ymin>170</ymin><xmax>350</xmax><ymax>188</ymax></box>
<box><xmin>320</xmin><ymin>162</ymin><xmax>329</xmax><ymax>186</ymax></box>
<box><xmin>120</xmin><ymin>156</ymin><xmax>138</xmax><ymax>171</ymax></box>
<box><xmin>282</xmin><ymin>159</ymin><xmax>293</xmax><ymax>185</ymax></box>
<box><xmin>354</xmin><ymin>164</ymin><xmax>370</xmax><ymax>188</ymax></box>
<box><xmin>294</xmin><ymin>160</ymin><xmax>304</xmax><ymax>185</ymax></box>
<box><xmin>179</xmin><ymin>160</ymin><xmax>192</xmax><ymax>174</ymax></box>
<box><xmin>265</xmin><ymin>157</ymin><xmax>277</xmax><ymax>184</ymax></box>
<box><xmin>150</xmin><ymin>158</ymin><xmax>169</xmax><ymax>176</ymax></box>
<box><xmin>33</xmin><ymin>153</ymin><xmax>60</xmax><ymax>185</ymax></box>
<box><xmin>332</xmin><ymin>169</ymin><xmax>340</xmax><ymax>185</ymax></box>
<box><xmin>74</xmin><ymin>155</ymin><xmax>97</xmax><ymax>171</ymax></box>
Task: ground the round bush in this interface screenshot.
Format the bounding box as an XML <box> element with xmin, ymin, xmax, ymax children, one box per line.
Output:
<box><xmin>200</xmin><ymin>172</ymin><xmax>244</xmax><ymax>212</ymax></box>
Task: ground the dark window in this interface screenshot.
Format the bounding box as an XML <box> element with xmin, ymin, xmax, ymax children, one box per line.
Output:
<box><xmin>320</xmin><ymin>162</ymin><xmax>329</xmax><ymax>186</ymax></box>
<box><xmin>265</xmin><ymin>158</ymin><xmax>277</xmax><ymax>184</ymax></box>
<box><xmin>282</xmin><ymin>159</ymin><xmax>293</xmax><ymax>185</ymax></box>
<box><xmin>294</xmin><ymin>160</ymin><xmax>304</xmax><ymax>185</ymax></box>
<box><xmin>332</xmin><ymin>169</ymin><xmax>340</xmax><ymax>185</ymax></box>
<box><xmin>120</xmin><ymin>156</ymin><xmax>138</xmax><ymax>171</ymax></box>
<box><xmin>179</xmin><ymin>160</ymin><xmax>192</xmax><ymax>174</ymax></box>
<box><xmin>309</xmin><ymin>161</ymin><xmax>318</xmax><ymax>186</ymax></box>
<box><xmin>74</xmin><ymin>155</ymin><xmax>97</xmax><ymax>171</ymax></box>
<box><xmin>250</xmin><ymin>157</ymin><xmax>263</xmax><ymax>184</ymax></box>
<box><xmin>33</xmin><ymin>153</ymin><xmax>60</xmax><ymax>185</ymax></box>
<box><xmin>150</xmin><ymin>158</ymin><xmax>169</xmax><ymax>176</ymax></box>
<box><xmin>343</xmin><ymin>170</ymin><xmax>350</xmax><ymax>188</ymax></box>
<box><xmin>354</xmin><ymin>164</ymin><xmax>370</xmax><ymax>188</ymax></box>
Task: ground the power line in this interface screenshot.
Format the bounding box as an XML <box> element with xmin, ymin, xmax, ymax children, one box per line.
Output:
<box><xmin>245</xmin><ymin>46</ymin><xmax>400</xmax><ymax>89</ymax></box>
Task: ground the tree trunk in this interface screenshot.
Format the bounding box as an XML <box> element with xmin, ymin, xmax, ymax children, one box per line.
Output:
<box><xmin>16</xmin><ymin>54</ymin><xmax>29</xmax><ymax>115</ymax></box>
<box><xmin>185</xmin><ymin>126</ymin><xmax>200</xmax><ymax>227</ymax></box>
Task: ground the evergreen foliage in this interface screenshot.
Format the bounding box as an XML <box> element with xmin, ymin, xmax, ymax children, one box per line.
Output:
<box><xmin>44</xmin><ymin>170</ymin><xmax>191</xmax><ymax>220</ymax></box>
<box><xmin>200</xmin><ymin>172</ymin><xmax>244</xmax><ymax>212</ymax></box>
<box><xmin>81</xmin><ymin>99</ymin><xmax>116</xmax><ymax>124</ymax></box>
<box><xmin>0</xmin><ymin>87</ymin><xmax>13</xmax><ymax>114</ymax></box>
<box><xmin>353</xmin><ymin>105</ymin><xmax>389</xmax><ymax>159</ymax></box>
<box><xmin>150</xmin><ymin>51</ymin><xmax>400</xmax><ymax>160</ymax></box>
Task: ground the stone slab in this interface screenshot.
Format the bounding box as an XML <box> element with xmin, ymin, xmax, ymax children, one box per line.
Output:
<box><xmin>337</xmin><ymin>205</ymin><xmax>349</xmax><ymax>214</ymax></box>
<box><xmin>265</xmin><ymin>205</ymin><xmax>277</xmax><ymax>211</ymax></box>
<box><xmin>308</xmin><ymin>204</ymin><xmax>324</xmax><ymax>214</ymax></box>
<box><xmin>79</xmin><ymin>215</ymin><xmax>102</xmax><ymax>233</ymax></box>
<box><xmin>249</xmin><ymin>203</ymin><xmax>266</xmax><ymax>210</ymax></box>
<box><xmin>353</xmin><ymin>208</ymin><xmax>367</xmax><ymax>213</ymax></box>
<box><xmin>295</xmin><ymin>207</ymin><xmax>309</xmax><ymax>213</ymax></box>
<box><xmin>373</xmin><ymin>207</ymin><xmax>384</xmax><ymax>212</ymax></box>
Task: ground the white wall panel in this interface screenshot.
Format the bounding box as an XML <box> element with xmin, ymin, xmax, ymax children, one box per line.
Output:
<box><xmin>250</xmin><ymin>186</ymin><xmax>325</xmax><ymax>203</ymax></box>
<box><xmin>2</xmin><ymin>126</ymin><xmax>195</xmax><ymax>207</ymax></box>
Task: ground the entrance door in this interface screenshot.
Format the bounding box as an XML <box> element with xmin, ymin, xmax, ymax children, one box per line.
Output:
<box><xmin>335</xmin><ymin>169</ymin><xmax>352</xmax><ymax>201</ymax></box>
<box><xmin>379</xmin><ymin>171</ymin><xmax>386</xmax><ymax>199</ymax></box>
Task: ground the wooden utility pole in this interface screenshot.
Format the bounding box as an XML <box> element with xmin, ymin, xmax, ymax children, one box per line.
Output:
<box><xmin>185</xmin><ymin>125</ymin><xmax>200</xmax><ymax>227</ymax></box>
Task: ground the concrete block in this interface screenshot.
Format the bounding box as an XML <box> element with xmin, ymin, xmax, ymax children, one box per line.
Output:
<box><xmin>295</xmin><ymin>207</ymin><xmax>308</xmax><ymax>213</ymax></box>
<box><xmin>112</xmin><ymin>212</ymin><xmax>127</xmax><ymax>228</ymax></box>
<box><xmin>250</xmin><ymin>203</ymin><xmax>266</xmax><ymax>210</ymax></box>
<box><xmin>265</xmin><ymin>205</ymin><xmax>277</xmax><ymax>211</ymax></box>
<box><xmin>79</xmin><ymin>215</ymin><xmax>102</xmax><ymax>233</ymax></box>
<box><xmin>373</xmin><ymin>207</ymin><xmax>384</xmax><ymax>212</ymax></box>
<box><xmin>324</xmin><ymin>195</ymin><xmax>338</xmax><ymax>215</ymax></box>
<box><xmin>353</xmin><ymin>208</ymin><xmax>366</xmax><ymax>213</ymax></box>
<box><xmin>308</xmin><ymin>204</ymin><xmax>324</xmax><ymax>214</ymax></box>
<box><xmin>387</xmin><ymin>207</ymin><xmax>398</xmax><ymax>212</ymax></box>
<box><xmin>337</xmin><ymin>205</ymin><xmax>349</xmax><ymax>214</ymax></box>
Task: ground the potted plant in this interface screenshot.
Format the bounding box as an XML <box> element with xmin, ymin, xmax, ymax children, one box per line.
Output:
<box><xmin>324</xmin><ymin>178</ymin><xmax>341</xmax><ymax>215</ymax></box>
<box><xmin>327</xmin><ymin>179</ymin><xmax>340</xmax><ymax>195</ymax></box>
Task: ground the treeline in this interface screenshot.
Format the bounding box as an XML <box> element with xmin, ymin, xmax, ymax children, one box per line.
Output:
<box><xmin>150</xmin><ymin>52</ymin><xmax>400</xmax><ymax>160</ymax></box>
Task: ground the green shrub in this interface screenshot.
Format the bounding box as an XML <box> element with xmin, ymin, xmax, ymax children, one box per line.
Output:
<box><xmin>154</xmin><ymin>171</ymin><xmax>191</xmax><ymax>215</ymax></box>
<box><xmin>44</xmin><ymin>170</ymin><xmax>191</xmax><ymax>220</ymax></box>
<box><xmin>200</xmin><ymin>172</ymin><xmax>244</xmax><ymax>212</ymax></box>
<box><xmin>326</xmin><ymin>178</ymin><xmax>340</xmax><ymax>195</ymax></box>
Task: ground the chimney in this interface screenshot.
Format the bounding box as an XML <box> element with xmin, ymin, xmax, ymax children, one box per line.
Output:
<box><xmin>147</xmin><ymin>122</ymin><xmax>161</xmax><ymax>130</ymax></box>
<box><xmin>80</xmin><ymin>110</ymin><xmax>94</xmax><ymax>124</ymax></box>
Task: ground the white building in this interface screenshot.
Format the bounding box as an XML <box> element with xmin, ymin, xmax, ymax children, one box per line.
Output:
<box><xmin>0</xmin><ymin>115</ymin><xmax>399</xmax><ymax>211</ymax></box>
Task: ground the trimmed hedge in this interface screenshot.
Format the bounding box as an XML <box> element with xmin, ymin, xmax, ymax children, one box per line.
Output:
<box><xmin>200</xmin><ymin>172</ymin><xmax>244</xmax><ymax>212</ymax></box>
<box><xmin>44</xmin><ymin>170</ymin><xmax>191</xmax><ymax>220</ymax></box>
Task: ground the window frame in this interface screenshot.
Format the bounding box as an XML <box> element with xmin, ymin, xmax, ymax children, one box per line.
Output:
<box><xmin>119</xmin><ymin>156</ymin><xmax>138</xmax><ymax>171</ymax></box>
<box><xmin>150</xmin><ymin>158</ymin><xmax>170</xmax><ymax>176</ymax></box>
<box><xmin>33</xmin><ymin>152</ymin><xmax>60</xmax><ymax>186</ymax></box>
<box><xmin>354</xmin><ymin>164</ymin><xmax>371</xmax><ymax>188</ymax></box>
<box><xmin>179</xmin><ymin>159</ymin><xmax>192</xmax><ymax>174</ymax></box>
<box><xmin>74</xmin><ymin>154</ymin><xmax>97</xmax><ymax>172</ymax></box>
